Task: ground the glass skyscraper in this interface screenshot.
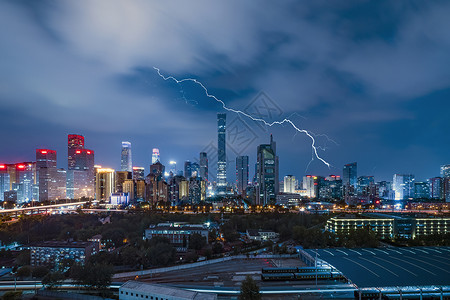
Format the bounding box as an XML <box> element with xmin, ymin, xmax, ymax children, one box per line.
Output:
<box><xmin>152</xmin><ymin>148</ymin><xmax>160</xmax><ymax>164</ymax></box>
<box><xmin>121</xmin><ymin>141</ymin><xmax>132</xmax><ymax>172</ymax></box>
<box><xmin>343</xmin><ymin>162</ymin><xmax>357</xmax><ymax>189</ymax></box>
<box><xmin>199</xmin><ymin>152</ymin><xmax>208</xmax><ymax>181</ymax></box>
<box><xmin>217</xmin><ymin>113</ymin><xmax>227</xmax><ymax>194</ymax></box>
<box><xmin>393</xmin><ymin>174</ymin><xmax>415</xmax><ymax>201</ymax></box>
<box><xmin>256</xmin><ymin>135</ymin><xmax>279</xmax><ymax>205</ymax></box>
<box><xmin>236</xmin><ymin>156</ymin><xmax>249</xmax><ymax>196</ymax></box>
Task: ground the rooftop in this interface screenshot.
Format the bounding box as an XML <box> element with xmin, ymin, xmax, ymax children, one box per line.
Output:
<box><xmin>303</xmin><ymin>246</ymin><xmax>450</xmax><ymax>288</ymax></box>
<box><xmin>29</xmin><ymin>241</ymin><xmax>94</xmax><ymax>248</ymax></box>
<box><xmin>120</xmin><ymin>281</ymin><xmax>217</xmax><ymax>300</ymax></box>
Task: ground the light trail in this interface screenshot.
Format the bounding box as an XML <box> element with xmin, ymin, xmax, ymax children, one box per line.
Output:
<box><xmin>154</xmin><ymin>67</ymin><xmax>332</xmax><ymax>168</ymax></box>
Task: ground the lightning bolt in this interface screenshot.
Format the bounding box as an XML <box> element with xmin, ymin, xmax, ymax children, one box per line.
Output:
<box><xmin>154</xmin><ymin>67</ymin><xmax>332</xmax><ymax>168</ymax></box>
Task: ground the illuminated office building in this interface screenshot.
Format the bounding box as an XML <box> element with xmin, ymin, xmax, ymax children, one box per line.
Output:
<box><xmin>133</xmin><ymin>167</ymin><xmax>145</xmax><ymax>181</ymax></box>
<box><xmin>121</xmin><ymin>142</ymin><xmax>132</xmax><ymax>172</ymax></box>
<box><xmin>68</xmin><ymin>134</ymin><xmax>84</xmax><ymax>170</ymax></box>
<box><xmin>152</xmin><ymin>148</ymin><xmax>160</xmax><ymax>164</ymax></box>
<box><xmin>217</xmin><ymin>113</ymin><xmax>227</xmax><ymax>194</ymax></box>
<box><xmin>283</xmin><ymin>175</ymin><xmax>297</xmax><ymax>194</ymax></box>
<box><xmin>0</xmin><ymin>164</ymin><xmax>10</xmax><ymax>202</ymax></box>
<box><xmin>393</xmin><ymin>174</ymin><xmax>415</xmax><ymax>201</ymax></box>
<box><xmin>36</xmin><ymin>149</ymin><xmax>57</xmax><ymax>201</ymax></box>
<box><xmin>95</xmin><ymin>168</ymin><xmax>115</xmax><ymax>201</ymax></box>
<box><xmin>256</xmin><ymin>135</ymin><xmax>279</xmax><ymax>205</ymax></box>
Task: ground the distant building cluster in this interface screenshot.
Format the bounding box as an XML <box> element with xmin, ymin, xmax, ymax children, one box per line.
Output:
<box><xmin>1</xmin><ymin>112</ymin><xmax>449</xmax><ymax>207</ymax></box>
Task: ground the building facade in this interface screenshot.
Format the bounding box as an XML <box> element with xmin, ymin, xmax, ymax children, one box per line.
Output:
<box><xmin>236</xmin><ymin>156</ymin><xmax>249</xmax><ymax>196</ymax></box>
<box><xmin>256</xmin><ymin>135</ymin><xmax>279</xmax><ymax>205</ymax></box>
<box><xmin>121</xmin><ymin>142</ymin><xmax>132</xmax><ymax>172</ymax></box>
<box><xmin>217</xmin><ymin>113</ymin><xmax>227</xmax><ymax>194</ymax></box>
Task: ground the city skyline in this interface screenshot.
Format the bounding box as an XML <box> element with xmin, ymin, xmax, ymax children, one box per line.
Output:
<box><xmin>1</xmin><ymin>1</ymin><xmax>450</xmax><ymax>182</ymax></box>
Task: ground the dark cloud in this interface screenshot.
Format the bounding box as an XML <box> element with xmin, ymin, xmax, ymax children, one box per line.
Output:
<box><xmin>1</xmin><ymin>0</ymin><xmax>449</xmax><ymax>182</ymax></box>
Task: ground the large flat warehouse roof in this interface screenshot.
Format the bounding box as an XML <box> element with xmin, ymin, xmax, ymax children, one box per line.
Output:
<box><xmin>303</xmin><ymin>247</ymin><xmax>450</xmax><ymax>288</ymax></box>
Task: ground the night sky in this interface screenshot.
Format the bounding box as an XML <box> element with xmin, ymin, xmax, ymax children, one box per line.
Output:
<box><xmin>1</xmin><ymin>1</ymin><xmax>450</xmax><ymax>183</ymax></box>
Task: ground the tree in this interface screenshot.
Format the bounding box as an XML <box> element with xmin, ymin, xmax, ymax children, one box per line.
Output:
<box><xmin>32</xmin><ymin>266</ymin><xmax>50</xmax><ymax>278</ymax></box>
<box><xmin>189</xmin><ymin>233</ymin><xmax>206</xmax><ymax>250</ymax></box>
<box><xmin>42</xmin><ymin>271</ymin><xmax>64</xmax><ymax>289</ymax></box>
<box><xmin>239</xmin><ymin>275</ymin><xmax>261</xmax><ymax>300</ymax></box>
<box><xmin>16</xmin><ymin>265</ymin><xmax>31</xmax><ymax>279</ymax></box>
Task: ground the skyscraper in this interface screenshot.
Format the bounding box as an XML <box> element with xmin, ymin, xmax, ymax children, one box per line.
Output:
<box><xmin>236</xmin><ymin>156</ymin><xmax>249</xmax><ymax>196</ymax></box>
<box><xmin>68</xmin><ymin>134</ymin><xmax>84</xmax><ymax>170</ymax></box>
<box><xmin>95</xmin><ymin>168</ymin><xmax>115</xmax><ymax>201</ymax></box>
<box><xmin>152</xmin><ymin>148</ymin><xmax>160</xmax><ymax>164</ymax></box>
<box><xmin>393</xmin><ymin>174</ymin><xmax>415</xmax><ymax>201</ymax></box>
<box><xmin>36</xmin><ymin>149</ymin><xmax>57</xmax><ymax>202</ymax></box>
<box><xmin>428</xmin><ymin>177</ymin><xmax>443</xmax><ymax>200</ymax></box>
<box><xmin>121</xmin><ymin>142</ymin><xmax>132</xmax><ymax>172</ymax></box>
<box><xmin>199</xmin><ymin>152</ymin><xmax>208</xmax><ymax>181</ymax></box>
<box><xmin>191</xmin><ymin>162</ymin><xmax>200</xmax><ymax>178</ymax></box>
<box><xmin>284</xmin><ymin>175</ymin><xmax>297</xmax><ymax>193</ymax></box>
<box><xmin>343</xmin><ymin>162</ymin><xmax>357</xmax><ymax>189</ymax></box>
<box><xmin>0</xmin><ymin>164</ymin><xmax>10</xmax><ymax>202</ymax></box>
<box><xmin>217</xmin><ymin>113</ymin><xmax>227</xmax><ymax>194</ymax></box>
<box><xmin>441</xmin><ymin>165</ymin><xmax>450</xmax><ymax>202</ymax></box>
<box><xmin>133</xmin><ymin>167</ymin><xmax>145</xmax><ymax>181</ymax></box>
<box><xmin>184</xmin><ymin>161</ymin><xmax>192</xmax><ymax>179</ymax></box>
<box><xmin>256</xmin><ymin>135</ymin><xmax>279</xmax><ymax>205</ymax></box>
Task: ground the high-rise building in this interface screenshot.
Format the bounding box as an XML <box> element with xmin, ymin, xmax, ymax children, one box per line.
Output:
<box><xmin>199</xmin><ymin>152</ymin><xmax>208</xmax><ymax>181</ymax></box>
<box><xmin>414</xmin><ymin>182</ymin><xmax>429</xmax><ymax>199</ymax></box>
<box><xmin>133</xmin><ymin>167</ymin><xmax>145</xmax><ymax>181</ymax></box>
<box><xmin>169</xmin><ymin>161</ymin><xmax>177</xmax><ymax>176</ymax></box>
<box><xmin>67</xmin><ymin>134</ymin><xmax>94</xmax><ymax>199</ymax></box>
<box><xmin>68</xmin><ymin>134</ymin><xmax>84</xmax><ymax>170</ymax></box>
<box><xmin>115</xmin><ymin>171</ymin><xmax>131</xmax><ymax>193</ymax></box>
<box><xmin>191</xmin><ymin>162</ymin><xmax>200</xmax><ymax>178</ymax></box>
<box><xmin>36</xmin><ymin>149</ymin><xmax>57</xmax><ymax>202</ymax></box>
<box><xmin>150</xmin><ymin>161</ymin><xmax>165</xmax><ymax>177</ymax></box>
<box><xmin>283</xmin><ymin>175</ymin><xmax>297</xmax><ymax>194</ymax></box>
<box><xmin>236</xmin><ymin>156</ymin><xmax>249</xmax><ymax>196</ymax></box>
<box><xmin>152</xmin><ymin>148</ymin><xmax>160</xmax><ymax>164</ymax></box>
<box><xmin>95</xmin><ymin>168</ymin><xmax>115</xmax><ymax>201</ymax></box>
<box><xmin>121</xmin><ymin>142</ymin><xmax>132</xmax><ymax>172</ymax></box>
<box><xmin>184</xmin><ymin>161</ymin><xmax>192</xmax><ymax>179</ymax></box>
<box><xmin>303</xmin><ymin>175</ymin><xmax>319</xmax><ymax>198</ymax></box>
<box><xmin>256</xmin><ymin>135</ymin><xmax>279</xmax><ymax>205</ymax></box>
<box><xmin>393</xmin><ymin>174</ymin><xmax>415</xmax><ymax>201</ymax></box>
<box><xmin>428</xmin><ymin>177</ymin><xmax>443</xmax><ymax>200</ymax></box>
<box><xmin>343</xmin><ymin>162</ymin><xmax>357</xmax><ymax>189</ymax></box>
<box><xmin>55</xmin><ymin>169</ymin><xmax>67</xmax><ymax>200</ymax></box>
<box><xmin>217</xmin><ymin>113</ymin><xmax>227</xmax><ymax>194</ymax></box>
<box><xmin>441</xmin><ymin>165</ymin><xmax>450</xmax><ymax>202</ymax></box>
<box><xmin>0</xmin><ymin>164</ymin><xmax>10</xmax><ymax>202</ymax></box>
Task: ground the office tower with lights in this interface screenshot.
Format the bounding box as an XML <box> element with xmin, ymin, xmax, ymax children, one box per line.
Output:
<box><xmin>236</xmin><ymin>156</ymin><xmax>249</xmax><ymax>196</ymax></box>
<box><xmin>169</xmin><ymin>161</ymin><xmax>177</xmax><ymax>176</ymax></box>
<box><xmin>95</xmin><ymin>168</ymin><xmax>115</xmax><ymax>201</ymax></box>
<box><xmin>256</xmin><ymin>135</ymin><xmax>279</xmax><ymax>205</ymax></box>
<box><xmin>68</xmin><ymin>134</ymin><xmax>85</xmax><ymax>170</ymax></box>
<box><xmin>414</xmin><ymin>182</ymin><xmax>429</xmax><ymax>199</ymax></box>
<box><xmin>15</xmin><ymin>163</ymin><xmax>36</xmax><ymax>202</ymax></box>
<box><xmin>441</xmin><ymin>165</ymin><xmax>450</xmax><ymax>202</ymax></box>
<box><xmin>393</xmin><ymin>174</ymin><xmax>415</xmax><ymax>201</ymax></box>
<box><xmin>121</xmin><ymin>142</ymin><xmax>132</xmax><ymax>172</ymax></box>
<box><xmin>199</xmin><ymin>152</ymin><xmax>208</xmax><ymax>181</ymax></box>
<box><xmin>115</xmin><ymin>171</ymin><xmax>131</xmax><ymax>193</ymax></box>
<box><xmin>36</xmin><ymin>149</ymin><xmax>57</xmax><ymax>201</ymax></box>
<box><xmin>283</xmin><ymin>175</ymin><xmax>297</xmax><ymax>193</ymax></box>
<box><xmin>152</xmin><ymin>148</ymin><xmax>160</xmax><ymax>164</ymax></box>
<box><xmin>184</xmin><ymin>161</ymin><xmax>192</xmax><ymax>179</ymax></box>
<box><xmin>428</xmin><ymin>177</ymin><xmax>443</xmax><ymax>200</ymax></box>
<box><xmin>343</xmin><ymin>162</ymin><xmax>357</xmax><ymax>189</ymax></box>
<box><xmin>217</xmin><ymin>113</ymin><xmax>227</xmax><ymax>194</ymax></box>
<box><xmin>191</xmin><ymin>162</ymin><xmax>200</xmax><ymax>178</ymax></box>
<box><xmin>0</xmin><ymin>165</ymin><xmax>10</xmax><ymax>201</ymax></box>
<box><xmin>133</xmin><ymin>167</ymin><xmax>145</xmax><ymax>181</ymax></box>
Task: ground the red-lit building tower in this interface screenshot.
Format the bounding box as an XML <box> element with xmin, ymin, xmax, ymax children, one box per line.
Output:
<box><xmin>36</xmin><ymin>149</ymin><xmax>57</xmax><ymax>201</ymax></box>
<box><xmin>68</xmin><ymin>134</ymin><xmax>85</xmax><ymax>170</ymax></box>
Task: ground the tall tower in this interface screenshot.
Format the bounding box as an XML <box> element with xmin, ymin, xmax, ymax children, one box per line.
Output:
<box><xmin>343</xmin><ymin>162</ymin><xmax>357</xmax><ymax>189</ymax></box>
<box><xmin>236</xmin><ymin>156</ymin><xmax>249</xmax><ymax>196</ymax></box>
<box><xmin>393</xmin><ymin>174</ymin><xmax>415</xmax><ymax>201</ymax></box>
<box><xmin>36</xmin><ymin>149</ymin><xmax>57</xmax><ymax>201</ymax></box>
<box><xmin>256</xmin><ymin>135</ymin><xmax>279</xmax><ymax>205</ymax></box>
<box><xmin>152</xmin><ymin>148</ymin><xmax>160</xmax><ymax>164</ymax></box>
<box><xmin>68</xmin><ymin>134</ymin><xmax>84</xmax><ymax>170</ymax></box>
<box><xmin>217</xmin><ymin>113</ymin><xmax>227</xmax><ymax>194</ymax></box>
<box><xmin>199</xmin><ymin>152</ymin><xmax>208</xmax><ymax>181</ymax></box>
<box><xmin>121</xmin><ymin>142</ymin><xmax>132</xmax><ymax>172</ymax></box>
